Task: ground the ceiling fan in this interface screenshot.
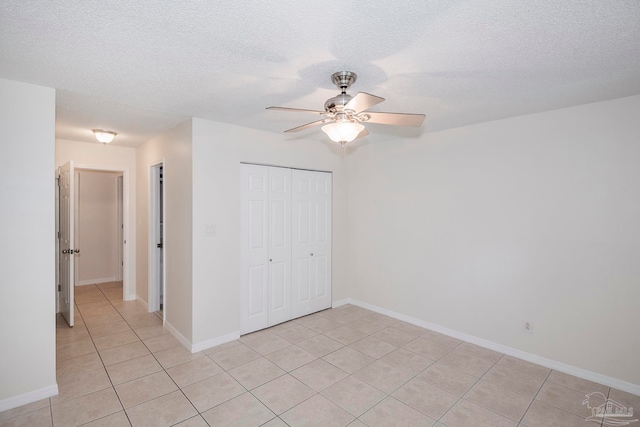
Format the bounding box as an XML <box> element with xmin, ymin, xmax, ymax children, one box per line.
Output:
<box><xmin>267</xmin><ymin>71</ymin><xmax>426</xmax><ymax>146</ymax></box>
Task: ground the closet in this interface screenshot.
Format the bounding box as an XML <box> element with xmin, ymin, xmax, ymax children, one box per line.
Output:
<box><xmin>240</xmin><ymin>164</ymin><xmax>332</xmax><ymax>334</ymax></box>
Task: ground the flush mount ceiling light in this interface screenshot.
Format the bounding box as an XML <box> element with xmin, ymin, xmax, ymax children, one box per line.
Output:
<box><xmin>92</xmin><ymin>129</ymin><xmax>117</xmax><ymax>144</ymax></box>
<box><xmin>267</xmin><ymin>71</ymin><xmax>425</xmax><ymax>147</ymax></box>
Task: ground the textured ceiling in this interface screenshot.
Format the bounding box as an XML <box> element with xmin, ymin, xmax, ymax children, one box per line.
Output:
<box><xmin>1</xmin><ymin>0</ymin><xmax>639</xmax><ymax>147</ymax></box>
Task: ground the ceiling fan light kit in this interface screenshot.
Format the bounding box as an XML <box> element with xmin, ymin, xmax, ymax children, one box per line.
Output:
<box><xmin>267</xmin><ymin>71</ymin><xmax>425</xmax><ymax>147</ymax></box>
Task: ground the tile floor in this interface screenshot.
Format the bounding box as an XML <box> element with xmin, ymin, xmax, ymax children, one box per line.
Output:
<box><xmin>1</xmin><ymin>282</ymin><xmax>638</xmax><ymax>426</ymax></box>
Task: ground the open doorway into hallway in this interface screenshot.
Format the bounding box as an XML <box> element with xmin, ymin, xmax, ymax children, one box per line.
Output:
<box><xmin>149</xmin><ymin>162</ymin><xmax>165</xmax><ymax>322</ymax></box>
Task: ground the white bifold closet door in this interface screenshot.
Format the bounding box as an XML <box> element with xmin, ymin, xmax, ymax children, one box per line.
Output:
<box><xmin>240</xmin><ymin>164</ymin><xmax>331</xmax><ymax>335</ymax></box>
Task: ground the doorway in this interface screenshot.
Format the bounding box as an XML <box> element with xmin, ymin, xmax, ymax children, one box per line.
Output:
<box><xmin>149</xmin><ymin>162</ymin><xmax>165</xmax><ymax>322</ymax></box>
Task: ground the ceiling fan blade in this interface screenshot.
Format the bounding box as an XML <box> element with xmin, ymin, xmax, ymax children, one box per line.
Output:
<box><xmin>267</xmin><ymin>106</ymin><xmax>326</xmax><ymax>114</ymax></box>
<box><xmin>344</xmin><ymin>92</ymin><xmax>385</xmax><ymax>114</ymax></box>
<box><xmin>364</xmin><ymin>111</ymin><xmax>426</xmax><ymax>127</ymax></box>
<box><xmin>284</xmin><ymin>120</ymin><xmax>325</xmax><ymax>133</ymax></box>
<box><xmin>354</xmin><ymin>128</ymin><xmax>369</xmax><ymax>140</ymax></box>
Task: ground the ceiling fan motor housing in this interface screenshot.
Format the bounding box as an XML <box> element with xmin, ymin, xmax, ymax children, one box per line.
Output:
<box><xmin>325</xmin><ymin>71</ymin><xmax>357</xmax><ymax>112</ymax></box>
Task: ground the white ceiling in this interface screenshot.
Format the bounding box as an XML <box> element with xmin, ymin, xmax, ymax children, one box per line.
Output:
<box><xmin>1</xmin><ymin>0</ymin><xmax>639</xmax><ymax>147</ymax></box>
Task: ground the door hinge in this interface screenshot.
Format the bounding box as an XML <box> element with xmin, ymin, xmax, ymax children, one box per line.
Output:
<box><xmin>58</xmin><ymin>284</ymin><xmax>61</xmax><ymax>291</ymax></box>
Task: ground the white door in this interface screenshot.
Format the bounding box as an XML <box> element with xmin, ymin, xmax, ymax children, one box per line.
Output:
<box><xmin>267</xmin><ymin>167</ymin><xmax>292</xmax><ymax>326</ymax></box>
<box><xmin>240</xmin><ymin>164</ymin><xmax>269</xmax><ymax>333</ymax></box>
<box><xmin>59</xmin><ymin>161</ymin><xmax>75</xmax><ymax>327</ymax></box>
<box><xmin>291</xmin><ymin>170</ymin><xmax>332</xmax><ymax>317</ymax></box>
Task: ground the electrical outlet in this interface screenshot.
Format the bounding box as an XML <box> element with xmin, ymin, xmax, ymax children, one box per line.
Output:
<box><xmin>523</xmin><ymin>320</ymin><xmax>533</xmax><ymax>334</ymax></box>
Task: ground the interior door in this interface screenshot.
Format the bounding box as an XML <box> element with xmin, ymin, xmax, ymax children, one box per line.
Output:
<box><xmin>291</xmin><ymin>169</ymin><xmax>332</xmax><ymax>317</ymax></box>
<box><xmin>267</xmin><ymin>167</ymin><xmax>292</xmax><ymax>326</ymax></box>
<box><xmin>59</xmin><ymin>161</ymin><xmax>75</xmax><ymax>327</ymax></box>
<box><xmin>240</xmin><ymin>164</ymin><xmax>269</xmax><ymax>333</ymax></box>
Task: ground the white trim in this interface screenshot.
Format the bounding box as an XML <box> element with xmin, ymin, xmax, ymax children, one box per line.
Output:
<box><xmin>164</xmin><ymin>321</ymin><xmax>192</xmax><ymax>352</ymax></box>
<box><xmin>346</xmin><ymin>298</ymin><xmax>640</xmax><ymax>396</ymax></box>
<box><xmin>332</xmin><ymin>298</ymin><xmax>352</xmax><ymax>308</ymax></box>
<box><xmin>191</xmin><ymin>331</ymin><xmax>241</xmax><ymax>354</ymax></box>
<box><xmin>0</xmin><ymin>384</ymin><xmax>58</xmax><ymax>412</ymax></box>
<box><xmin>78</xmin><ymin>277</ymin><xmax>117</xmax><ymax>286</ymax></box>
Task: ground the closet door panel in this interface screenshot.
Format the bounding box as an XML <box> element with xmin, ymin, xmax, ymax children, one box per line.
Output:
<box><xmin>241</xmin><ymin>164</ymin><xmax>269</xmax><ymax>334</ymax></box>
<box><xmin>311</xmin><ymin>172</ymin><xmax>332</xmax><ymax>312</ymax></box>
<box><xmin>267</xmin><ymin>167</ymin><xmax>292</xmax><ymax>326</ymax></box>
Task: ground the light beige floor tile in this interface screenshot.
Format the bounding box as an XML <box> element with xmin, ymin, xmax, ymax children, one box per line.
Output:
<box><xmin>281</xmin><ymin>394</ymin><xmax>354</xmax><ymax>427</ymax></box>
<box><xmin>153</xmin><ymin>345</ymin><xmax>204</xmax><ymax>369</ymax></box>
<box><xmin>297</xmin><ymin>335</ymin><xmax>344</xmax><ymax>357</ymax></box>
<box><xmin>371</xmin><ymin>327</ymin><xmax>417</xmax><ymax>347</ymax></box>
<box><xmin>389</xmin><ymin>321</ymin><xmax>430</xmax><ymax>337</ymax></box>
<box><xmin>56</xmin><ymin>337</ymin><xmax>97</xmax><ymax>361</ymax></box>
<box><xmin>125</xmin><ymin>314</ymin><xmax>162</xmax><ymax>330</ymax></box>
<box><xmin>56</xmin><ymin>352</ymin><xmax>103</xmax><ymax>377</ymax></box>
<box><xmin>437</xmin><ymin>350</ymin><xmax>495</xmax><ymax>377</ymax></box>
<box><xmin>0</xmin><ymin>399</ymin><xmax>49</xmax><ymax>423</ymax></box>
<box><xmin>201</xmin><ymin>392</ymin><xmax>275</xmax><ymax>427</ymax></box>
<box><xmin>105</xmin><ymin>354</ymin><xmax>163</xmax><ymax>385</ymax></box>
<box><xmin>271</xmin><ymin>324</ymin><xmax>319</xmax><ymax>344</ymax></box>
<box><xmin>497</xmin><ymin>356</ymin><xmax>550</xmax><ymax>381</ymax></box>
<box><xmin>402</xmin><ymin>333</ymin><xmax>461</xmax><ymax>360</ymax></box>
<box><xmin>360</xmin><ymin>396</ymin><xmax>436</xmax><ymax>427</ymax></box>
<box><xmin>252</xmin><ymin>374</ymin><xmax>315</xmax><ymax>415</ymax></box>
<box><xmin>240</xmin><ymin>331</ymin><xmax>292</xmax><ymax>355</ymax></box>
<box><xmin>93</xmin><ymin>330</ymin><xmax>140</xmax><ymax>351</ymax></box>
<box><xmin>609</xmin><ymin>388</ymin><xmax>640</xmax><ymax>410</ymax></box>
<box><xmin>380</xmin><ymin>348</ymin><xmax>434</xmax><ymax>376</ymax></box>
<box><xmin>392</xmin><ymin>377</ymin><xmax>458</xmax><ymax>419</ymax></box>
<box><xmin>481</xmin><ymin>362</ymin><xmax>546</xmax><ymax>398</ymax></box>
<box><xmin>56</xmin><ymin>325</ymin><xmax>91</xmax><ymax>344</ymax></box>
<box><xmin>344</xmin><ymin>318</ymin><xmax>388</xmax><ymax>335</ymax></box>
<box><xmin>440</xmin><ymin>399</ymin><xmax>517</xmax><ymax>427</ymax></box>
<box><xmin>203</xmin><ymin>340</ymin><xmax>241</xmax><ymax>356</ymax></box>
<box><xmin>132</xmin><ymin>324</ymin><xmax>169</xmax><ymax>340</ymax></box>
<box><xmin>536</xmin><ymin>381</ymin><xmax>603</xmax><ymax>419</ymax></box>
<box><xmin>51</xmin><ymin>388</ymin><xmax>122</xmax><ymax>427</ymax></box>
<box><xmin>464</xmin><ymin>379</ymin><xmax>532</xmax><ymax>421</ymax></box>
<box><xmin>125</xmin><ymin>390</ymin><xmax>197</xmax><ymax>427</ymax></box>
<box><xmin>352</xmin><ymin>360</ymin><xmax>413</xmax><ymax>394</ymax></box>
<box><xmin>84</xmin><ymin>312</ymin><xmax>126</xmax><ymax>328</ymax></box>
<box><xmin>261</xmin><ymin>417</ymin><xmax>289</xmax><ymax>427</ymax></box>
<box><xmin>546</xmin><ymin>370</ymin><xmax>609</xmax><ymax>395</ymax></box>
<box><xmin>362</xmin><ymin>312</ymin><xmax>399</xmax><ymax>327</ymax></box>
<box><xmin>322</xmin><ymin>347</ymin><xmax>375</xmax><ymax>374</ymax></box>
<box><xmin>324</xmin><ymin>326</ymin><xmax>367</xmax><ymax>345</ymax></box>
<box><xmin>142</xmin><ymin>333</ymin><xmax>181</xmax><ymax>353</ymax></box>
<box><xmin>454</xmin><ymin>342</ymin><xmax>503</xmax><ymax>364</ymax></box>
<box><xmin>321</xmin><ymin>376</ymin><xmax>386</xmax><ymax>417</ymax></box>
<box><xmin>291</xmin><ymin>359</ymin><xmax>348</xmax><ymax>392</ymax></box>
<box><xmin>181</xmin><ymin>372</ymin><xmax>245</xmax><ymax>412</ymax></box>
<box><xmin>417</xmin><ymin>362</ymin><xmax>478</xmax><ymax>396</ymax></box>
<box><xmin>52</xmin><ymin>367</ymin><xmax>112</xmax><ymax>404</ymax></box>
<box><xmin>0</xmin><ymin>406</ymin><xmax>51</xmax><ymax>427</ymax></box>
<box><xmin>99</xmin><ymin>341</ymin><xmax>150</xmax><ymax>366</ymax></box>
<box><xmin>335</xmin><ymin>305</ymin><xmax>372</xmax><ymax>318</ymax></box>
<box><xmin>521</xmin><ymin>399</ymin><xmax>600</xmax><ymax>427</ymax></box>
<box><xmin>208</xmin><ymin>342</ymin><xmax>261</xmax><ymax>370</ymax></box>
<box><xmin>78</xmin><ymin>302</ymin><xmax>119</xmax><ymax>319</ymax></box>
<box><xmin>87</xmin><ymin>321</ymin><xmax>132</xmax><ymax>338</ymax></box>
<box><xmin>266</xmin><ymin>345</ymin><xmax>317</xmax><ymax>372</ymax></box>
<box><xmin>115</xmin><ymin>371</ymin><xmax>177</xmax><ymax>408</ymax></box>
<box><xmin>173</xmin><ymin>415</ymin><xmax>208</xmax><ymax>426</ymax></box>
<box><xmin>348</xmin><ymin>336</ymin><xmax>397</xmax><ymax>359</ymax></box>
<box><xmin>166</xmin><ymin>356</ymin><xmax>223</xmax><ymax>388</ymax></box>
<box><xmin>228</xmin><ymin>357</ymin><xmax>285</xmax><ymax>390</ymax></box>
<box><xmin>296</xmin><ymin>316</ymin><xmax>343</xmax><ymax>333</ymax></box>
<box><xmin>321</xmin><ymin>310</ymin><xmax>362</xmax><ymax>325</ymax></box>
<box><xmin>81</xmin><ymin>410</ymin><xmax>131</xmax><ymax>426</ymax></box>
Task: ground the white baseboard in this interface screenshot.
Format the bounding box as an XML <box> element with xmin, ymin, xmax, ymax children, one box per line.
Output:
<box><xmin>332</xmin><ymin>298</ymin><xmax>352</xmax><ymax>308</ymax></box>
<box><xmin>135</xmin><ymin>296</ymin><xmax>148</xmax><ymax>310</ymax></box>
<box><xmin>346</xmin><ymin>298</ymin><xmax>640</xmax><ymax>396</ymax></box>
<box><xmin>164</xmin><ymin>321</ymin><xmax>193</xmax><ymax>352</ymax></box>
<box><xmin>191</xmin><ymin>331</ymin><xmax>241</xmax><ymax>354</ymax></box>
<box><xmin>78</xmin><ymin>277</ymin><xmax>117</xmax><ymax>286</ymax></box>
<box><xmin>0</xmin><ymin>384</ymin><xmax>58</xmax><ymax>412</ymax></box>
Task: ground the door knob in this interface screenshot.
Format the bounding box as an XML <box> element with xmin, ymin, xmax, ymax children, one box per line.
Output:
<box><xmin>269</xmin><ymin>259</ymin><xmax>272</xmax><ymax>262</ymax></box>
<box><xmin>74</xmin><ymin>249</ymin><xmax>80</xmax><ymax>254</ymax></box>
<box><xmin>310</xmin><ymin>253</ymin><xmax>314</xmax><ymax>256</ymax></box>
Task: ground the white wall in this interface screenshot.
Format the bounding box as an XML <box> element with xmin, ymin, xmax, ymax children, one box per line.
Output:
<box><xmin>191</xmin><ymin>118</ymin><xmax>349</xmax><ymax>348</ymax></box>
<box><xmin>136</xmin><ymin>121</ymin><xmax>193</xmax><ymax>341</ymax></box>
<box><xmin>346</xmin><ymin>95</ymin><xmax>640</xmax><ymax>386</ymax></box>
<box><xmin>0</xmin><ymin>78</ymin><xmax>57</xmax><ymax>409</ymax></box>
<box><xmin>77</xmin><ymin>170</ymin><xmax>119</xmax><ymax>284</ymax></box>
<box><xmin>56</xmin><ymin>139</ymin><xmax>136</xmax><ymax>299</ymax></box>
